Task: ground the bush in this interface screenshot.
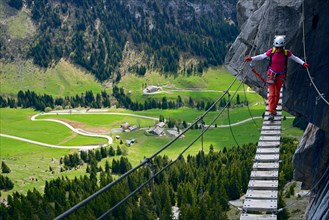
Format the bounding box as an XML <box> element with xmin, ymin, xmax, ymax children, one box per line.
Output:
<box><xmin>44</xmin><ymin>107</ymin><xmax>52</xmax><ymax>112</ymax></box>
<box><xmin>55</xmin><ymin>105</ymin><xmax>63</xmax><ymax>110</ymax></box>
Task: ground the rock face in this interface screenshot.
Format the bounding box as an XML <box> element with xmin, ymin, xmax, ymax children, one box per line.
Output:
<box><xmin>225</xmin><ymin>0</ymin><xmax>329</xmax><ymax>219</ymax></box>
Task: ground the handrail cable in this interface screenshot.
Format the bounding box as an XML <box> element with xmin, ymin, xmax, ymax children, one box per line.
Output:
<box><xmin>55</xmin><ymin>71</ymin><xmax>245</xmax><ymax>220</ymax></box>
<box><xmin>227</xmin><ymin>92</ymin><xmax>240</xmax><ymax>147</ymax></box>
<box><xmin>98</xmin><ymin>79</ymin><xmax>246</xmax><ymax>219</ymax></box>
<box><xmin>301</xmin><ymin>1</ymin><xmax>329</xmax><ymax>106</ymax></box>
<box><xmin>147</xmin><ymin>161</ymin><xmax>162</xmax><ymax>219</ymax></box>
<box><xmin>222</xmin><ymin>77</ymin><xmax>250</xmax><ymax>149</ymax></box>
<box><xmin>242</xmin><ymin>83</ymin><xmax>260</xmax><ymax>130</ymax></box>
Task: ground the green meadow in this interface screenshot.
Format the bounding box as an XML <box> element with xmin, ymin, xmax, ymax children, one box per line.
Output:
<box><xmin>1</xmin><ymin>106</ymin><xmax>303</xmax><ymax>197</ymax></box>
<box><xmin>0</xmin><ymin>60</ymin><xmax>103</xmax><ymax>97</ymax></box>
<box><xmin>117</xmin><ymin>67</ymin><xmax>264</xmax><ymax>104</ymax></box>
<box><xmin>37</xmin><ymin>113</ymin><xmax>159</xmax><ymax>130</ymax></box>
<box><xmin>0</xmin><ymin>108</ymin><xmax>107</xmax><ymax>146</ymax></box>
<box><xmin>0</xmin><ymin>66</ymin><xmax>304</xmax><ymax>198</ymax></box>
<box><xmin>7</xmin><ymin>10</ymin><xmax>34</xmax><ymax>38</ymax></box>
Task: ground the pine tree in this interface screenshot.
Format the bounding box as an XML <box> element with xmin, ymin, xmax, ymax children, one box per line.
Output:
<box><xmin>105</xmin><ymin>160</ymin><xmax>111</xmax><ymax>173</ymax></box>
<box><xmin>116</xmin><ymin>146</ymin><xmax>122</xmax><ymax>155</ymax></box>
<box><xmin>1</xmin><ymin>161</ymin><xmax>11</xmax><ymax>173</ymax></box>
<box><xmin>108</xmin><ymin>146</ymin><xmax>115</xmax><ymax>156</ymax></box>
<box><xmin>8</xmin><ymin>0</ymin><xmax>23</xmax><ymax>10</ymax></box>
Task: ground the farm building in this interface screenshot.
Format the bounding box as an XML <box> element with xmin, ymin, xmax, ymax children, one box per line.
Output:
<box><xmin>143</xmin><ymin>86</ymin><xmax>160</xmax><ymax>93</ymax></box>
<box><xmin>147</xmin><ymin>127</ymin><xmax>165</xmax><ymax>136</ymax></box>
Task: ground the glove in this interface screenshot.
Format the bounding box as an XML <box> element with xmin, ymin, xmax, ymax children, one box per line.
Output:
<box><xmin>303</xmin><ymin>62</ymin><xmax>309</xmax><ymax>68</ymax></box>
<box><xmin>245</xmin><ymin>57</ymin><xmax>252</xmax><ymax>62</ymax></box>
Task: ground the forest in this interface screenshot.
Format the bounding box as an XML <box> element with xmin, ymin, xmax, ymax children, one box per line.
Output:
<box><xmin>7</xmin><ymin>0</ymin><xmax>238</xmax><ymax>81</ymax></box>
<box><xmin>0</xmin><ymin>88</ymin><xmax>242</xmax><ymax>112</ymax></box>
<box><xmin>0</xmin><ymin>137</ymin><xmax>296</xmax><ymax>219</ymax></box>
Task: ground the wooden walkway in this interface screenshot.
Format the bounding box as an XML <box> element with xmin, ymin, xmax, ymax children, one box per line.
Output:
<box><xmin>240</xmin><ymin>91</ymin><xmax>283</xmax><ymax>220</ymax></box>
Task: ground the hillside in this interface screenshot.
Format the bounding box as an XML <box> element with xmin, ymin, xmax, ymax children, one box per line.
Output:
<box><xmin>0</xmin><ymin>0</ymin><xmax>238</xmax><ymax>83</ymax></box>
<box><xmin>0</xmin><ymin>59</ymin><xmax>103</xmax><ymax>97</ymax></box>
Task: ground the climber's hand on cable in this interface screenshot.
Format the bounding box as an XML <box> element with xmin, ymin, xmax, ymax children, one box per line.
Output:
<box><xmin>303</xmin><ymin>62</ymin><xmax>310</xmax><ymax>68</ymax></box>
<box><xmin>245</xmin><ymin>57</ymin><xmax>252</xmax><ymax>62</ymax></box>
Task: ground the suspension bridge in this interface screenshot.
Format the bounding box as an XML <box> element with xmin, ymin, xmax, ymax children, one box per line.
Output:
<box><xmin>240</xmin><ymin>89</ymin><xmax>282</xmax><ymax>220</ymax></box>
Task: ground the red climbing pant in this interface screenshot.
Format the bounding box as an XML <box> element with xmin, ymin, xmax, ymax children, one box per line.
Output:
<box><xmin>267</xmin><ymin>70</ymin><xmax>285</xmax><ymax>113</ymax></box>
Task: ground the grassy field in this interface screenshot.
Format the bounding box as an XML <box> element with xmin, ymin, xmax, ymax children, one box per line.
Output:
<box><xmin>1</xmin><ymin>107</ymin><xmax>262</xmax><ymax>198</ymax></box>
<box><xmin>0</xmin><ymin>106</ymin><xmax>304</xmax><ymax>198</ymax></box>
<box><xmin>0</xmin><ymin>108</ymin><xmax>107</xmax><ymax>145</ymax></box>
<box><xmin>0</xmin><ymin>137</ymin><xmax>74</xmax><ymax>197</ymax></box>
<box><xmin>118</xmin><ymin>67</ymin><xmax>260</xmax><ymax>104</ymax></box>
<box><xmin>7</xmin><ymin>10</ymin><xmax>34</xmax><ymax>38</ymax></box>
<box><xmin>0</xmin><ymin>59</ymin><xmax>103</xmax><ymax>97</ymax></box>
<box><xmin>120</xmin><ymin>67</ymin><xmax>241</xmax><ymax>91</ymax></box>
<box><xmin>37</xmin><ymin>112</ymin><xmax>158</xmax><ymax>130</ymax></box>
<box><xmin>0</xmin><ymin>66</ymin><xmax>304</xmax><ymax>199</ymax></box>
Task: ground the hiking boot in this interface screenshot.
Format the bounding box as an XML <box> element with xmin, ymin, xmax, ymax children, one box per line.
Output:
<box><xmin>268</xmin><ymin>112</ymin><xmax>275</xmax><ymax>121</ymax></box>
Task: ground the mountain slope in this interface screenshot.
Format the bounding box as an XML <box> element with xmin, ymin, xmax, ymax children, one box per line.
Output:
<box><xmin>1</xmin><ymin>0</ymin><xmax>238</xmax><ymax>82</ymax></box>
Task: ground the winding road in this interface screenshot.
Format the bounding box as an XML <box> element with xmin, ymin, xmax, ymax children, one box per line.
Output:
<box><xmin>0</xmin><ymin>109</ymin><xmax>293</xmax><ymax>150</ymax></box>
<box><xmin>1</xmin><ymin>109</ymin><xmax>159</xmax><ymax>150</ymax></box>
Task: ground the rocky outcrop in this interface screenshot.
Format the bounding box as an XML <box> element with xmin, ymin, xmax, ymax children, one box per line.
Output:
<box><xmin>225</xmin><ymin>0</ymin><xmax>329</xmax><ymax>219</ymax></box>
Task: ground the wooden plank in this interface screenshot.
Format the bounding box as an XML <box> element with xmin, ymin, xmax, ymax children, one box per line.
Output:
<box><xmin>261</xmin><ymin>130</ymin><xmax>281</xmax><ymax>136</ymax></box>
<box><xmin>259</xmin><ymin>136</ymin><xmax>281</xmax><ymax>141</ymax></box>
<box><xmin>263</xmin><ymin>120</ymin><xmax>282</xmax><ymax>125</ymax></box>
<box><xmin>256</xmin><ymin>148</ymin><xmax>280</xmax><ymax>154</ymax></box>
<box><xmin>262</xmin><ymin>125</ymin><xmax>281</xmax><ymax>130</ymax></box>
<box><xmin>264</xmin><ymin>116</ymin><xmax>282</xmax><ymax>121</ymax></box>
<box><xmin>240</xmin><ymin>213</ymin><xmax>277</xmax><ymax>220</ymax></box>
<box><xmin>250</xmin><ymin>170</ymin><xmax>278</xmax><ymax>180</ymax></box>
<box><xmin>248</xmin><ymin>180</ymin><xmax>278</xmax><ymax>190</ymax></box>
<box><xmin>254</xmin><ymin>154</ymin><xmax>279</xmax><ymax>162</ymax></box>
<box><xmin>243</xmin><ymin>199</ymin><xmax>277</xmax><ymax>211</ymax></box>
<box><xmin>265</xmin><ymin>111</ymin><xmax>282</xmax><ymax>116</ymax></box>
<box><xmin>253</xmin><ymin>162</ymin><xmax>279</xmax><ymax>170</ymax></box>
<box><xmin>258</xmin><ymin>141</ymin><xmax>280</xmax><ymax>148</ymax></box>
<box><xmin>245</xmin><ymin>189</ymin><xmax>278</xmax><ymax>199</ymax></box>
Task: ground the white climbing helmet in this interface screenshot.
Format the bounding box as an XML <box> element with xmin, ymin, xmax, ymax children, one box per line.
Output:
<box><xmin>273</xmin><ymin>35</ymin><xmax>286</xmax><ymax>47</ymax></box>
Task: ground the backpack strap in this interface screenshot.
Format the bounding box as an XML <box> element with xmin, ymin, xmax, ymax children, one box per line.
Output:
<box><xmin>284</xmin><ymin>49</ymin><xmax>288</xmax><ymax>73</ymax></box>
<box><xmin>268</xmin><ymin>47</ymin><xmax>276</xmax><ymax>70</ymax></box>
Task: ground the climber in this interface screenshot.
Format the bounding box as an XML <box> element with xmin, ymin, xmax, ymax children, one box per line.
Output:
<box><xmin>245</xmin><ymin>35</ymin><xmax>309</xmax><ymax>120</ymax></box>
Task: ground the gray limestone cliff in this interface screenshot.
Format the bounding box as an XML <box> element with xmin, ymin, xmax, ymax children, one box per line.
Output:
<box><xmin>225</xmin><ymin>0</ymin><xmax>329</xmax><ymax>219</ymax></box>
